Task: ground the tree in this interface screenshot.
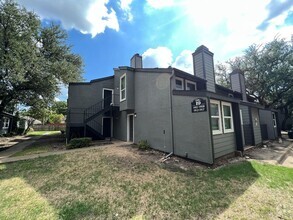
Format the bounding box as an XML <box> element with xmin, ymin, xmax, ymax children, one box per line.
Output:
<box><xmin>215</xmin><ymin>37</ymin><xmax>293</xmax><ymax>129</ymax></box>
<box><xmin>0</xmin><ymin>1</ymin><xmax>83</xmax><ymax>117</ymax></box>
<box><xmin>48</xmin><ymin>113</ymin><xmax>63</xmax><ymax>124</ymax></box>
<box><xmin>51</xmin><ymin>101</ymin><xmax>67</xmax><ymax>115</ymax></box>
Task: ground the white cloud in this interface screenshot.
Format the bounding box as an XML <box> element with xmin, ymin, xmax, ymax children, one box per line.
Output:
<box><xmin>146</xmin><ymin>0</ymin><xmax>292</xmax><ymax>62</ymax></box>
<box><xmin>142</xmin><ymin>47</ymin><xmax>194</xmax><ymax>73</ymax></box>
<box><xmin>142</xmin><ymin>47</ymin><xmax>173</xmax><ymax>68</ymax></box>
<box><xmin>119</xmin><ymin>0</ymin><xmax>133</xmax><ymax>21</ymax></box>
<box><xmin>18</xmin><ymin>0</ymin><xmax>119</xmax><ymax>37</ymax></box>
<box><xmin>146</xmin><ymin>0</ymin><xmax>175</xmax><ymax>9</ymax></box>
<box><xmin>54</xmin><ymin>97</ymin><xmax>61</xmax><ymax>102</ymax></box>
<box><xmin>172</xmin><ymin>50</ymin><xmax>193</xmax><ymax>73</ymax></box>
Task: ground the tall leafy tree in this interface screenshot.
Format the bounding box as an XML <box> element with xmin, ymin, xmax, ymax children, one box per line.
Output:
<box><xmin>51</xmin><ymin>101</ymin><xmax>67</xmax><ymax>115</ymax></box>
<box><xmin>215</xmin><ymin>38</ymin><xmax>293</xmax><ymax>129</ymax></box>
<box><xmin>0</xmin><ymin>0</ymin><xmax>83</xmax><ymax>117</ymax></box>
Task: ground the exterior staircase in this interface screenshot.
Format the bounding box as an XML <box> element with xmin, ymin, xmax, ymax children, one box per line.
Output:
<box><xmin>83</xmin><ymin>95</ymin><xmax>117</xmax><ymax>140</ymax></box>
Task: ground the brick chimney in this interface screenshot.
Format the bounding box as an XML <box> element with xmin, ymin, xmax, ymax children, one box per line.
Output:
<box><xmin>192</xmin><ymin>45</ymin><xmax>216</xmax><ymax>92</ymax></box>
<box><xmin>230</xmin><ymin>69</ymin><xmax>247</xmax><ymax>101</ymax></box>
<box><xmin>130</xmin><ymin>53</ymin><xmax>142</xmax><ymax>68</ymax></box>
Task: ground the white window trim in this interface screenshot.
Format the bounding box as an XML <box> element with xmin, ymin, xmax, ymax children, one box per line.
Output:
<box><xmin>120</xmin><ymin>73</ymin><xmax>126</xmax><ymax>102</ymax></box>
<box><xmin>185</xmin><ymin>80</ymin><xmax>197</xmax><ymax>91</ymax></box>
<box><xmin>210</xmin><ymin>100</ymin><xmax>222</xmax><ymax>135</ymax></box>
<box><xmin>102</xmin><ymin>88</ymin><xmax>114</xmax><ymax>106</ymax></box>
<box><xmin>2</xmin><ymin>117</ymin><xmax>9</xmax><ymax>129</ymax></box>
<box><xmin>175</xmin><ymin>77</ymin><xmax>184</xmax><ymax>90</ymax></box>
<box><xmin>127</xmin><ymin>114</ymin><xmax>135</xmax><ymax>142</ymax></box>
<box><xmin>222</xmin><ymin>102</ymin><xmax>234</xmax><ymax>133</ymax></box>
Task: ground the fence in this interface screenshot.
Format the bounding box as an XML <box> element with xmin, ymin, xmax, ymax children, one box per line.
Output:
<box><xmin>33</xmin><ymin>124</ymin><xmax>66</xmax><ymax>131</ymax></box>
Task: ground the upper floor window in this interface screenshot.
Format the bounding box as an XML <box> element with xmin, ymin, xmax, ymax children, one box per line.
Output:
<box><xmin>175</xmin><ymin>78</ymin><xmax>183</xmax><ymax>90</ymax></box>
<box><xmin>120</xmin><ymin>73</ymin><xmax>126</xmax><ymax>102</ymax></box>
<box><xmin>186</xmin><ymin>80</ymin><xmax>196</xmax><ymax>91</ymax></box>
<box><xmin>2</xmin><ymin>117</ymin><xmax>9</xmax><ymax>129</ymax></box>
<box><xmin>222</xmin><ymin>102</ymin><xmax>234</xmax><ymax>133</ymax></box>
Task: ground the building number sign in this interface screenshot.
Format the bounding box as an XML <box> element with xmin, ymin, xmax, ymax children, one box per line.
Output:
<box><xmin>191</xmin><ymin>98</ymin><xmax>207</xmax><ymax>113</ymax></box>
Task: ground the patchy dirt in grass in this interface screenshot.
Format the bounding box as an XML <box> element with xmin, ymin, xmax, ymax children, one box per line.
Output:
<box><xmin>0</xmin><ymin>136</ymin><xmax>30</xmax><ymax>151</ymax></box>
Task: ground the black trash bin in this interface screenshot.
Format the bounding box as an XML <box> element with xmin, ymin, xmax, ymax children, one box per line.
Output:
<box><xmin>288</xmin><ymin>130</ymin><xmax>293</xmax><ymax>139</ymax></box>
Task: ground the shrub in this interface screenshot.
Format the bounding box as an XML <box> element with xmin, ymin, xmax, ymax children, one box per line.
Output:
<box><xmin>67</xmin><ymin>137</ymin><xmax>92</xmax><ymax>149</ymax></box>
<box><xmin>138</xmin><ymin>140</ymin><xmax>150</xmax><ymax>150</ymax></box>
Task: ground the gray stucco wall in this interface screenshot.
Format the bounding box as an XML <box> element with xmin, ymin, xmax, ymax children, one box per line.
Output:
<box><xmin>172</xmin><ymin>96</ymin><xmax>213</xmax><ymax>164</ymax></box>
<box><xmin>251</xmin><ymin>108</ymin><xmax>262</xmax><ymax>145</ymax></box>
<box><xmin>68</xmin><ymin>78</ymin><xmax>114</xmax><ymax>125</ymax></box>
<box><xmin>259</xmin><ymin>109</ymin><xmax>278</xmax><ymax>140</ymax></box>
<box><xmin>132</xmin><ymin>71</ymin><xmax>173</xmax><ymax>153</ymax></box>
<box><xmin>113</xmin><ymin>110</ymin><xmax>128</xmax><ymax>141</ymax></box>
<box><xmin>213</xmin><ymin>133</ymin><xmax>236</xmax><ymax>158</ymax></box>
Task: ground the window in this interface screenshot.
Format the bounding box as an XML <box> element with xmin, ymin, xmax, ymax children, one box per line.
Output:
<box><xmin>210</xmin><ymin>100</ymin><xmax>222</xmax><ymax>134</ymax></box>
<box><xmin>175</xmin><ymin>78</ymin><xmax>183</xmax><ymax>90</ymax></box>
<box><xmin>186</xmin><ymin>81</ymin><xmax>196</xmax><ymax>91</ymax></box>
<box><xmin>210</xmin><ymin>100</ymin><xmax>234</xmax><ymax>135</ymax></box>
<box><xmin>2</xmin><ymin>117</ymin><xmax>9</xmax><ymax>129</ymax></box>
<box><xmin>120</xmin><ymin>73</ymin><xmax>126</xmax><ymax>101</ymax></box>
<box><xmin>272</xmin><ymin>112</ymin><xmax>277</xmax><ymax>128</ymax></box>
<box><xmin>222</xmin><ymin>102</ymin><xmax>234</xmax><ymax>133</ymax></box>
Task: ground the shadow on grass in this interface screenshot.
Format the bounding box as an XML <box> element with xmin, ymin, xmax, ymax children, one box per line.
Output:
<box><xmin>1</xmin><ymin>151</ymin><xmax>291</xmax><ymax>219</ymax></box>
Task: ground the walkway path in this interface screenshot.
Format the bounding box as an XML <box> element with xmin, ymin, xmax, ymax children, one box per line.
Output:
<box><xmin>0</xmin><ymin>140</ymin><xmax>129</xmax><ymax>164</ymax></box>
<box><xmin>0</xmin><ymin>134</ymin><xmax>47</xmax><ymax>159</ymax></box>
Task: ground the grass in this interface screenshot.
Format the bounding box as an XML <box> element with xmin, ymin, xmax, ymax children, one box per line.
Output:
<box><xmin>13</xmin><ymin>133</ymin><xmax>65</xmax><ymax>157</ymax></box>
<box><xmin>0</xmin><ymin>146</ymin><xmax>292</xmax><ymax>219</ymax></box>
<box><xmin>26</xmin><ymin>131</ymin><xmax>60</xmax><ymax>136</ymax></box>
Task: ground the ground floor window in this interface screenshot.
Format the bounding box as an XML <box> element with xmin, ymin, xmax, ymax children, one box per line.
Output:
<box><xmin>222</xmin><ymin>102</ymin><xmax>234</xmax><ymax>133</ymax></box>
<box><xmin>2</xmin><ymin>117</ymin><xmax>10</xmax><ymax>129</ymax></box>
<box><xmin>210</xmin><ymin>100</ymin><xmax>234</xmax><ymax>135</ymax></box>
<box><xmin>210</xmin><ymin>100</ymin><xmax>222</xmax><ymax>134</ymax></box>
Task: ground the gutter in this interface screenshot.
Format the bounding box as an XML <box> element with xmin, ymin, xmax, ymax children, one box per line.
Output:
<box><xmin>169</xmin><ymin>69</ymin><xmax>175</xmax><ymax>154</ymax></box>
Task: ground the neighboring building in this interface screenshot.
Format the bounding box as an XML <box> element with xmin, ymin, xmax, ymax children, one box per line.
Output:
<box><xmin>0</xmin><ymin>112</ymin><xmax>14</xmax><ymax>135</ymax></box>
<box><xmin>67</xmin><ymin>45</ymin><xmax>278</xmax><ymax>164</ymax></box>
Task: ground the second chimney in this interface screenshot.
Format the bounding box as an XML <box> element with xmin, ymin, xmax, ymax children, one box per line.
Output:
<box><xmin>130</xmin><ymin>53</ymin><xmax>143</xmax><ymax>68</ymax></box>
<box><xmin>230</xmin><ymin>69</ymin><xmax>247</xmax><ymax>101</ymax></box>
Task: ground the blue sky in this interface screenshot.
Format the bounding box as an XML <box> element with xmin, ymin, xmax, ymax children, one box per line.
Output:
<box><xmin>18</xmin><ymin>0</ymin><xmax>293</xmax><ymax>101</ymax></box>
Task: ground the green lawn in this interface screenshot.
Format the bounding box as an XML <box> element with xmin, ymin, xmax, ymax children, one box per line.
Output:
<box><xmin>0</xmin><ymin>146</ymin><xmax>292</xmax><ymax>219</ymax></box>
<box><xmin>26</xmin><ymin>131</ymin><xmax>60</xmax><ymax>136</ymax></box>
<box><xmin>13</xmin><ymin>132</ymin><xmax>65</xmax><ymax>157</ymax></box>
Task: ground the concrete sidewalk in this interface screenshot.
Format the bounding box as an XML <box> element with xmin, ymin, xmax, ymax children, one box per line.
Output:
<box><xmin>0</xmin><ymin>140</ymin><xmax>129</xmax><ymax>164</ymax></box>
<box><xmin>245</xmin><ymin>139</ymin><xmax>293</xmax><ymax>168</ymax></box>
<box><xmin>0</xmin><ymin>135</ymin><xmax>46</xmax><ymax>159</ymax></box>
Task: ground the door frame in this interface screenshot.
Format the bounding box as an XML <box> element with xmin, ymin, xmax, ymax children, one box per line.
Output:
<box><xmin>102</xmin><ymin>88</ymin><xmax>114</xmax><ymax>105</ymax></box>
<box><xmin>102</xmin><ymin>117</ymin><xmax>113</xmax><ymax>137</ymax></box>
<box><xmin>127</xmin><ymin>114</ymin><xmax>134</xmax><ymax>142</ymax></box>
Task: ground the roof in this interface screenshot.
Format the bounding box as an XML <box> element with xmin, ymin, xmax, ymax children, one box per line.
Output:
<box><xmin>69</xmin><ymin>75</ymin><xmax>114</xmax><ymax>86</ymax></box>
<box><xmin>215</xmin><ymin>84</ymin><xmax>242</xmax><ymax>99</ymax></box>
<box><xmin>240</xmin><ymin>101</ymin><xmax>264</xmax><ymax>109</ymax></box>
<box><xmin>0</xmin><ymin>112</ymin><xmax>14</xmax><ymax>118</ymax></box>
<box><xmin>173</xmin><ymin>68</ymin><xmax>206</xmax><ymax>83</ymax></box>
